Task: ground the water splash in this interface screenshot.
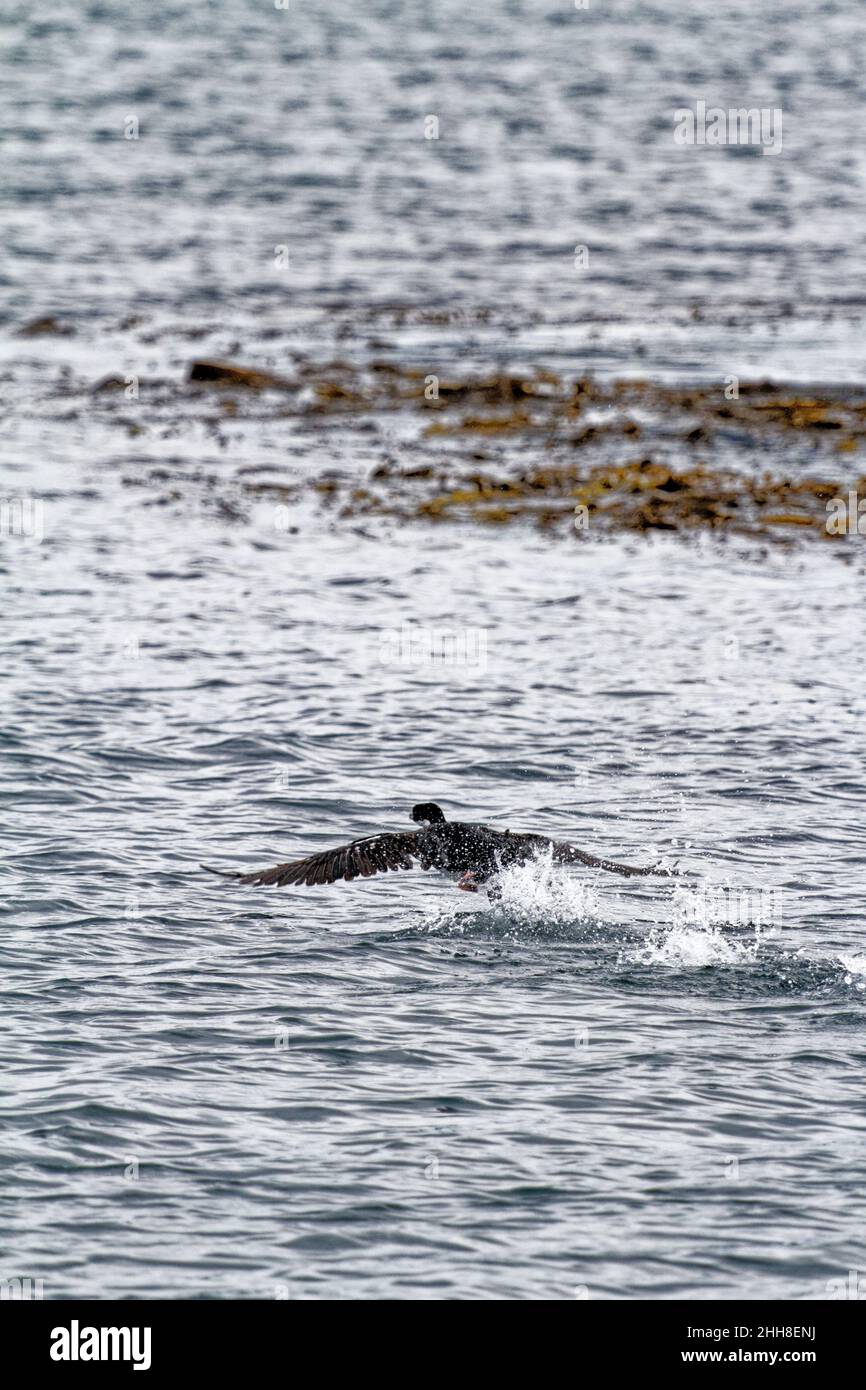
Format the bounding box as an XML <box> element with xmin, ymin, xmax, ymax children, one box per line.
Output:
<box><xmin>492</xmin><ymin>850</ymin><xmax>602</xmax><ymax>926</ymax></box>
<box><xmin>418</xmin><ymin>850</ymin><xmax>603</xmax><ymax>937</ymax></box>
<box><xmin>627</xmin><ymin>879</ymin><xmax>778</xmax><ymax>969</ymax></box>
<box><xmin>839</xmin><ymin>953</ymin><xmax>866</xmax><ymax>990</ymax></box>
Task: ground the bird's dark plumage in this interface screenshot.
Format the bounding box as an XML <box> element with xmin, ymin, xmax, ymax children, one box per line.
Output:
<box><xmin>203</xmin><ymin>802</ymin><xmax>675</xmax><ymax>890</ymax></box>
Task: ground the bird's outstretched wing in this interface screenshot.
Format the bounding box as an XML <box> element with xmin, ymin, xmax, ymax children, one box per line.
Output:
<box><xmin>203</xmin><ymin>830</ymin><xmax>436</xmax><ymax>888</ymax></box>
<box><xmin>517</xmin><ymin>834</ymin><xmax>677</xmax><ymax>878</ymax></box>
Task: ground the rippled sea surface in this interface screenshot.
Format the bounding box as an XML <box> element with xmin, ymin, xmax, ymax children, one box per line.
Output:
<box><xmin>2</xmin><ymin>0</ymin><xmax>866</xmax><ymax>1300</ymax></box>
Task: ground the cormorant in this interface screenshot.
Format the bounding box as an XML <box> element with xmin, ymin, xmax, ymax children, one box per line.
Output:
<box><xmin>204</xmin><ymin>802</ymin><xmax>675</xmax><ymax>894</ymax></box>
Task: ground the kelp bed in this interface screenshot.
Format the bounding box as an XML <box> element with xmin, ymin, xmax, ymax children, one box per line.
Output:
<box><xmin>92</xmin><ymin>354</ymin><xmax>866</xmax><ymax>541</ymax></box>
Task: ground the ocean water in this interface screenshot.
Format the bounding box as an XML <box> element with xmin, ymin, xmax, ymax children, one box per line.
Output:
<box><xmin>2</xmin><ymin>0</ymin><xmax>866</xmax><ymax>1301</ymax></box>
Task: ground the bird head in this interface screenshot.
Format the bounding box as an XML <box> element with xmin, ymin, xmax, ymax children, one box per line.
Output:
<box><xmin>411</xmin><ymin>802</ymin><xmax>446</xmax><ymax>826</ymax></box>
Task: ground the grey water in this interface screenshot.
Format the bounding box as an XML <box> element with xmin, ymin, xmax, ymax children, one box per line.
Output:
<box><xmin>2</xmin><ymin>0</ymin><xmax>866</xmax><ymax>1300</ymax></box>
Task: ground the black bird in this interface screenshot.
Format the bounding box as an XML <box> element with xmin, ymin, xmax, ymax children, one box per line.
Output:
<box><xmin>204</xmin><ymin>802</ymin><xmax>675</xmax><ymax>894</ymax></box>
